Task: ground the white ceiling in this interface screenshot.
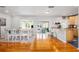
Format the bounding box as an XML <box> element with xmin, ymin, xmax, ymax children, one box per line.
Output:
<box><xmin>0</xmin><ymin>6</ymin><xmax>78</xmax><ymax>16</ymax></box>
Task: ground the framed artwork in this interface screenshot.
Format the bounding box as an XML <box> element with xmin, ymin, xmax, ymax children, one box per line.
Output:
<box><xmin>0</xmin><ymin>18</ymin><xmax>6</xmax><ymax>26</ymax></box>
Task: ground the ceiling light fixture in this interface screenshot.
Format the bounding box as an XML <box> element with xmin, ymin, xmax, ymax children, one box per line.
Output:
<box><xmin>0</xmin><ymin>6</ymin><xmax>5</xmax><ymax>8</ymax></box>
<box><xmin>45</xmin><ymin>11</ymin><xmax>49</xmax><ymax>14</ymax></box>
<box><xmin>48</xmin><ymin>6</ymin><xmax>54</xmax><ymax>8</ymax></box>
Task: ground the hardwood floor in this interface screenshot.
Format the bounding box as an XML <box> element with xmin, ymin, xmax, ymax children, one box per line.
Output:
<box><xmin>31</xmin><ymin>37</ymin><xmax>79</xmax><ymax>52</ymax></box>
<box><xmin>0</xmin><ymin>42</ymin><xmax>31</xmax><ymax>52</ymax></box>
<box><xmin>0</xmin><ymin>37</ymin><xmax>79</xmax><ymax>52</ymax></box>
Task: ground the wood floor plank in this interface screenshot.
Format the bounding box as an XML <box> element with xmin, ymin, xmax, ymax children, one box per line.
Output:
<box><xmin>0</xmin><ymin>38</ymin><xmax>79</xmax><ymax>52</ymax></box>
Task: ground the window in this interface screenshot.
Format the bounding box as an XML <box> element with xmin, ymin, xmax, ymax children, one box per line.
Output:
<box><xmin>20</xmin><ymin>20</ymin><xmax>33</xmax><ymax>30</ymax></box>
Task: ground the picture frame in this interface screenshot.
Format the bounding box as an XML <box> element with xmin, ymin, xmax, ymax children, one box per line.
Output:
<box><xmin>0</xmin><ymin>18</ymin><xmax>6</xmax><ymax>26</ymax></box>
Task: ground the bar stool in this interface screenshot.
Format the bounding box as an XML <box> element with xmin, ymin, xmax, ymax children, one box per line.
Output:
<box><xmin>16</xmin><ymin>35</ymin><xmax>20</xmax><ymax>41</ymax></box>
<box><xmin>12</xmin><ymin>35</ymin><xmax>16</xmax><ymax>41</ymax></box>
<box><xmin>8</xmin><ymin>35</ymin><xmax>12</xmax><ymax>41</ymax></box>
<box><xmin>21</xmin><ymin>35</ymin><xmax>24</xmax><ymax>41</ymax></box>
<box><xmin>24</xmin><ymin>35</ymin><xmax>28</xmax><ymax>41</ymax></box>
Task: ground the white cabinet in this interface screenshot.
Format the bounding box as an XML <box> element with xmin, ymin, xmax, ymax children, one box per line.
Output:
<box><xmin>0</xmin><ymin>26</ymin><xmax>6</xmax><ymax>39</ymax></box>
<box><xmin>52</xmin><ymin>29</ymin><xmax>66</xmax><ymax>42</ymax></box>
